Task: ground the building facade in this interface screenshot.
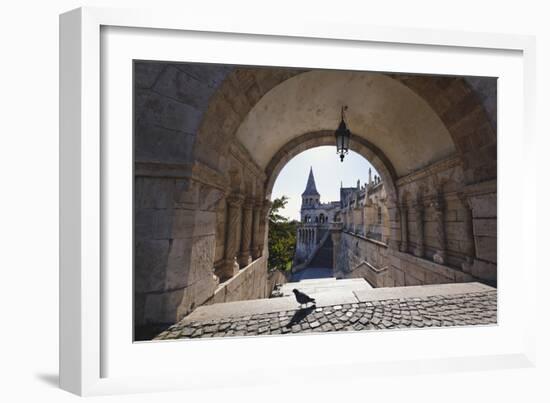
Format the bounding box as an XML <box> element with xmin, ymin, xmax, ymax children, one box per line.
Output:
<box><xmin>294</xmin><ymin>167</ymin><xmax>389</xmax><ymax>267</ymax></box>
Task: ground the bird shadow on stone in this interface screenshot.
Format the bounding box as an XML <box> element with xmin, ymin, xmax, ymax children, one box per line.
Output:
<box><xmin>285</xmin><ymin>305</ymin><xmax>316</xmax><ymax>328</ymax></box>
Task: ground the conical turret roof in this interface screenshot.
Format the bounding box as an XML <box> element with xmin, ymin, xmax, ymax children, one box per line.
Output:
<box><xmin>302</xmin><ymin>167</ymin><xmax>320</xmax><ymax>196</ymax></box>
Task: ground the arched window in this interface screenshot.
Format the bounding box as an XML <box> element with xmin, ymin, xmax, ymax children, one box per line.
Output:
<box><xmin>377</xmin><ymin>206</ymin><xmax>382</xmax><ymax>224</ymax></box>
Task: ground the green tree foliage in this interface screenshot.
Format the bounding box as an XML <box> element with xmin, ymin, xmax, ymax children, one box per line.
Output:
<box><xmin>268</xmin><ymin>196</ymin><xmax>298</xmax><ymax>271</ymax></box>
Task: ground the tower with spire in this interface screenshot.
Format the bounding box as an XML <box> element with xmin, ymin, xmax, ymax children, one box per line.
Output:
<box><xmin>301</xmin><ymin>167</ymin><xmax>320</xmax><ymax>209</ymax></box>
<box><xmin>299</xmin><ymin>167</ymin><xmax>340</xmax><ymax>224</ymax></box>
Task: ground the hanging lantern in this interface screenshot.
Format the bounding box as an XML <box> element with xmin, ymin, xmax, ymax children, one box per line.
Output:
<box><xmin>335</xmin><ymin>106</ymin><xmax>351</xmax><ymax>162</ymax></box>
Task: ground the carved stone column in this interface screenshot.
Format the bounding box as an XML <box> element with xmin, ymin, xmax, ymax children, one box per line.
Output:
<box><xmin>220</xmin><ymin>192</ymin><xmax>244</xmax><ymax>280</ymax></box>
<box><xmin>239</xmin><ymin>197</ymin><xmax>254</xmax><ymax>267</ymax></box>
<box><xmin>399</xmin><ymin>203</ymin><xmax>409</xmax><ymax>253</ymax></box>
<box><xmin>413</xmin><ymin>198</ymin><xmax>425</xmax><ymax>257</ymax></box>
<box><xmin>459</xmin><ymin>194</ymin><xmax>475</xmax><ymax>272</ymax></box>
<box><xmin>257</xmin><ymin>200</ymin><xmax>272</xmax><ymax>257</ymax></box>
<box><xmin>432</xmin><ymin>192</ymin><xmax>447</xmax><ymax>265</ymax></box>
<box><xmin>251</xmin><ymin>199</ymin><xmax>262</xmax><ymax>259</ymax></box>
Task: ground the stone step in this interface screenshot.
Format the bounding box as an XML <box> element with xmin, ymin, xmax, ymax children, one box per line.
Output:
<box><xmin>183</xmin><ymin>282</ymin><xmax>496</xmax><ymax>323</ymax></box>
<box><xmin>280</xmin><ymin>277</ymin><xmax>372</xmax><ymax>297</ymax></box>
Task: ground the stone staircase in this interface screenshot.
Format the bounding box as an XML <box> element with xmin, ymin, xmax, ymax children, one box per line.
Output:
<box><xmin>307</xmin><ymin>235</ymin><xmax>333</xmax><ymax>268</ymax></box>
<box><xmin>279</xmin><ymin>277</ymin><xmax>372</xmax><ymax>298</ymax></box>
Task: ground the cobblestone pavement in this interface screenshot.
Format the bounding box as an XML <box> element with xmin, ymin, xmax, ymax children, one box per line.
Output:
<box><xmin>154</xmin><ymin>290</ymin><xmax>497</xmax><ymax>340</ymax></box>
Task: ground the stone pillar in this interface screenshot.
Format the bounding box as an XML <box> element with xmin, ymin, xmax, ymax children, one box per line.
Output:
<box><xmin>220</xmin><ymin>192</ymin><xmax>244</xmax><ymax>280</ymax></box>
<box><xmin>399</xmin><ymin>203</ymin><xmax>409</xmax><ymax>253</ymax></box>
<box><xmin>251</xmin><ymin>199</ymin><xmax>262</xmax><ymax>259</ymax></box>
<box><xmin>239</xmin><ymin>198</ymin><xmax>254</xmax><ymax>267</ymax></box>
<box><xmin>386</xmin><ymin>199</ymin><xmax>401</xmax><ymax>251</ymax></box>
<box><xmin>258</xmin><ymin>200</ymin><xmax>272</xmax><ymax>257</ymax></box>
<box><xmin>413</xmin><ymin>198</ymin><xmax>425</xmax><ymax>257</ymax></box>
<box><xmin>432</xmin><ymin>192</ymin><xmax>447</xmax><ymax>265</ymax></box>
<box><xmin>330</xmin><ymin>222</ymin><xmax>343</xmax><ymax>275</ymax></box>
<box><xmin>459</xmin><ymin>194</ymin><xmax>475</xmax><ymax>272</ymax></box>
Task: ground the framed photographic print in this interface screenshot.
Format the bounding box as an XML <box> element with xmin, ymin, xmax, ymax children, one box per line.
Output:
<box><xmin>60</xmin><ymin>6</ymin><xmax>536</xmax><ymax>396</ymax></box>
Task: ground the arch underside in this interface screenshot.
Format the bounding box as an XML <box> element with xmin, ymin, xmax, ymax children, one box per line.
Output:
<box><xmin>192</xmin><ymin>66</ymin><xmax>496</xmax><ymax>187</ymax></box>
<box><xmin>264</xmin><ymin>131</ymin><xmax>398</xmax><ymax>202</ymax></box>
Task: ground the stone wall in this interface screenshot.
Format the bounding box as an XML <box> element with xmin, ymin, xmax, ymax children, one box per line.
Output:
<box><xmin>334</xmin><ymin>232</ymin><xmax>391</xmax><ymax>286</ymax></box>
<box><xmin>134</xmin><ymin>62</ymin><xmax>272</xmax><ymax>327</ymax></box>
<box><xmin>206</xmin><ymin>257</ymin><xmax>270</xmax><ymax>305</ymax></box>
<box><xmin>334</xmin><ymin>155</ymin><xmax>496</xmax><ymax>288</ymax></box>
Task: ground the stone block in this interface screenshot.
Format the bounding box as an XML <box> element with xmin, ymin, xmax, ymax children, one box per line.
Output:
<box><xmin>469</xmin><ymin>193</ymin><xmax>497</xmax><ymax>218</ymax></box>
<box><xmin>189</xmin><ymin>235</ymin><xmax>216</xmax><ymax>282</ymax></box>
<box><xmin>425</xmin><ymin>270</ymin><xmax>451</xmax><ymax>285</ymax></box>
<box><xmin>404</xmin><ymin>274</ymin><xmax>422</xmax><ymax>286</ymax></box>
<box><xmin>383</xmin><ymin>276</ymin><xmax>395</xmax><ymax>287</ymax></box>
<box><xmin>473</xmin><ymin>218</ymin><xmax>497</xmax><ymax>237</ymax></box>
<box><xmin>446</xmin><ymin>222</ymin><xmax>467</xmax><ymax>240</ymax></box>
<box><xmin>143</xmin><ymin>273</ymin><xmax>218</xmax><ymax>324</ymax></box>
<box><xmin>423</xmin><ymin>222</ymin><xmax>438</xmax><ymax>239</ymax></box>
<box><xmin>163</xmin><ymin>238</ymin><xmax>192</xmax><ymax>289</ymax></box>
<box><xmin>193</xmin><ymin>211</ymin><xmax>217</xmax><ymax>237</ymax></box>
<box><xmin>136</xmin><ymin>208</ymin><xmax>174</xmax><ymax>240</ymax></box>
<box><xmin>471</xmin><ymin>259</ymin><xmax>497</xmax><ymax>282</ymax></box>
<box><xmin>171</xmin><ymin>209</ymin><xmax>195</xmax><ymax>239</ymax></box>
<box><xmin>135</xmin><ymin>123</ymin><xmax>195</xmax><ymax>164</ymax></box>
<box><xmin>455</xmin><ymin>271</ymin><xmax>474</xmax><ymax>283</ymax></box>
<box><xmin>175</xmin><ymin>63</ymin><xmax>230</xmax><ymax>89</ymax></box>
<box><xmin>134</xmin><ymin>239</ymin><xmax>170</xmax><ymax>293</ymax></box>
<box><xmin>134</xmin><ymin>293</ymin><xmax>147</xmax><ymax>326</ymax></box>
<box><xmin>153</xmin><ymin>65</ymin><xmax>214</xmax><ymax>110</ymax></box>
<box><xmin>135</xmin><ymin>177</ymin><xmax>175</xmax><ymax>209</ymax></box>
<box><xmin>389</xmin><ymin>254</ymin><xmax>402</xmax><ymax>270</ymax></box>
<box><xmin>173</xmin><ymin>179</ymin><xmax>199</xmax><ymax>209</ymax></box>
<box><xmin>177</xmin><ymin>275</ymin><xmax>219</xmax><ymax>319</ymax></box>
<box><xmin>134</xmin><ymin>62</ymin><xmax>166</xmax><ymax>89</ymax></box>
<box><xmin>475</xmin><ymin>236</ymin><xmax>497</xmax><ymax>263</ymax></box>
<box><xmin>402</xmin><ymin>261</ymin><xmax>427</xmax><ymax>283</ymax></box>
<box><xmin>135</xmin><ymin>89</ymin><xmax>203</xmax><ymax>134</ymax></box>
<box><xmin>392</xmin><ymin>268</ymin><xmax>405</xmax><ymax>286</ymax></box>
<box><xmin>446</xmin><ymin>239</ymin><xmax>461</xmax><ymax>254</ymax></box>
<box><xmin>445</xmin><ymin>209</ymin><xmax>458</xmax><ymax>222</ymax></box>
<box><xmin>135</xmin><ymin>209</ymin><xmax>154</xmax><ymax>240</ymax></box>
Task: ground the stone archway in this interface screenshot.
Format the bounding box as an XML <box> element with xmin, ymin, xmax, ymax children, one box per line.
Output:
<box><xmin>264</xmin><ymin>131</ymin><xmax>398</xmax><ymax>201</ymax></box>
<box><xmin>134</xmin><ymin>62</ymin><xmax>497</xmax><ymax>332</ymax></box>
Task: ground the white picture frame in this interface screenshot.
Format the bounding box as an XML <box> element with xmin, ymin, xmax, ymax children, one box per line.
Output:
<box><xmin>59</xmin><ymin>6</ymin><xmax>537</xmax><ymax>396</ymax></box>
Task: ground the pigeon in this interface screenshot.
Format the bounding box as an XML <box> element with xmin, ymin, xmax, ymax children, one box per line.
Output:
<box><xmin>292</xmin><ymin>289</ymin><xmax>316</xmax><ymax>307</ymax></box>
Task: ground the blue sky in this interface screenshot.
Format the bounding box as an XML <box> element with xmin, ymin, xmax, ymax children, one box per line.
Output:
<box><xmin>271</xmin><ymin>146</ymin><xmax>378</xmax><ymax>220</ymax></box>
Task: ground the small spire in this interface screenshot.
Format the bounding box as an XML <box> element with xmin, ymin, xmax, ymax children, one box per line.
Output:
<box><xmin>302</xmin><ymin>166</ymin><xmax>320</xmax><ymax>196</ymax></box>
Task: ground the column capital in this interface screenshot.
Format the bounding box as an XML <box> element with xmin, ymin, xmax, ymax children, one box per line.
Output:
<box><xmin>227</xmin><ymin>192</ymin><xmax>245</xmax><ymax>207</ymax></box>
